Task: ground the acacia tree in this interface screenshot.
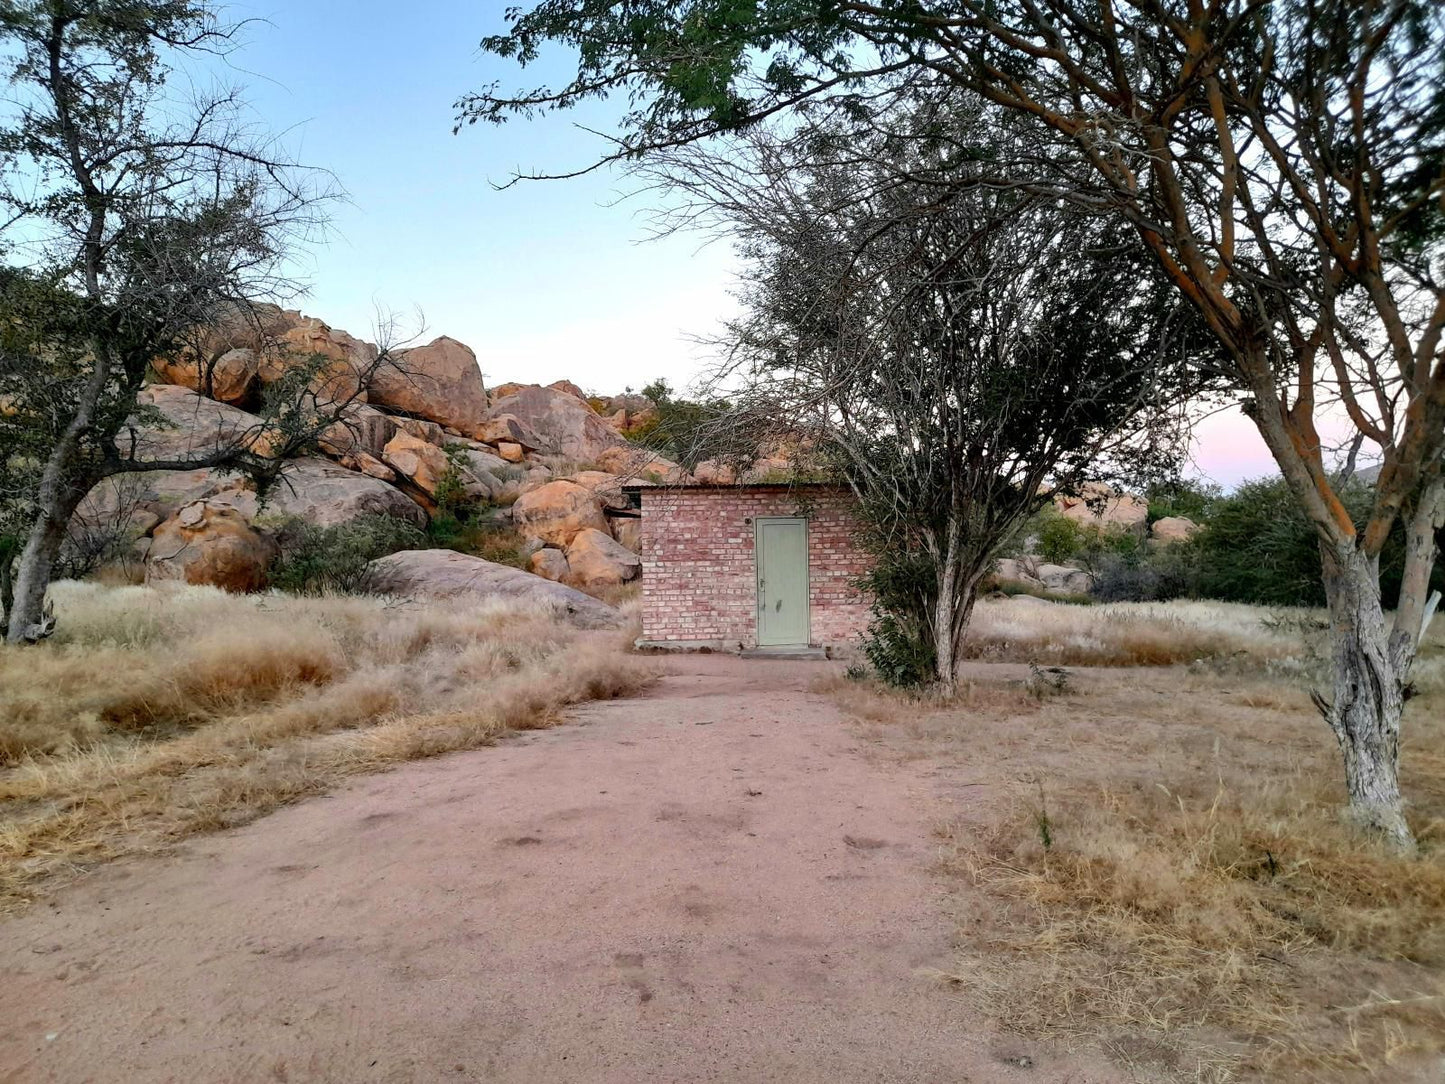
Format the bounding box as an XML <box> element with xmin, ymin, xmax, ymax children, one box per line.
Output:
<box><xmin>642</xmin><ymin>110</ymin><xmax>1208</xmax><ymax>691</ymax></box>
<box><xmin>464</xmin><ymin>0</ymin><xmax>1444</xmax><ymax>848</ymax></box>
<box><xmin>0</xmin><ymin>2</ymin><xmax>388</xmax><ymax>643</ymax></box>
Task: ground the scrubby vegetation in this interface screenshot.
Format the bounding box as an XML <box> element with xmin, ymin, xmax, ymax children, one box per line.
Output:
<box><xmin>1015</xmin><ymin>477</ymin><xmax>1445</xmax><ymax>608</ymax></box>
<box><xmin>835</xmin><ymin>598</ymin><xmax>1445</xmax><ymax>1081</ymax></box>
<box><xmin>268</xmin><ymin>514</ymin><xmax>428</xmax><ymax>596</ymax></box>
<box><xmin>0</xmin><ymin>582</ymin><xmax>652</xmax><ymax>910</ymax></box>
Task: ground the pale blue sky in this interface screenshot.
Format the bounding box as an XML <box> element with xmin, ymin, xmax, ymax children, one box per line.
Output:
<box><xmin>213</xmin><ymin>0</ymin><xmax>737</xmax><ymax>398</ymax></box>
<box><xmin>210</xmin><ymin>1</ymin><xmax>1278</xmax><ymax>485</ymax></box>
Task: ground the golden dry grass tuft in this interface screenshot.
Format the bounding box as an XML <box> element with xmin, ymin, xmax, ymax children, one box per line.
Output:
<box><xmin>0</xmin><ymin>581</ymin><xmax>653</xmax><ymax>911</ymax></box>
<box><xmin>835</xmin><ymin>600</ymin><xmax>1445</xmax><ymax>1082</ymax></box>
<box><xmin>964</xmin><ymin>597</ymin><xmax>1316</xmax><ymax>668</ymax></box>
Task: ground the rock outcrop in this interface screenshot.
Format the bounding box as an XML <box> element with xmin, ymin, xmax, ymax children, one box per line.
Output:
<box><xmin>483</xmin><ymin>385</ymin><xmax>629</xmax><ymax>463</ymax></box>
<box><xmin>565</xmin><ymin>528</ymin><xmax>642</xmax><ymax>589</ymax></box>
<box><xmin>268</xmin><ymin>317</ymin><xmax>372</xmax><ymax>403</ymax></box>
<box><xmin>475</xmin><ymin>413</ymin><xmax>547</xmax><ymax>452</ymax></box>
<box><xmin>145</xmin><ymin>500</ymin><xmax>277</xmax><ymax>592</ymax></box>
<box><xmin>1035</xmin><ymin>563</ymin><xmax>1096</xmax><ymax>595</ymax></box>
<box><xmin>132</xmin><ymin>384</ymin><xmax>270</xmax><ymax>462</ymax></box>
<box><xmin>90</xmin><ymin>303</ymin><xmax>672</xmax><ymax>595</ymax></box>
<box><xmin>363</xmin><ymin>549</ymin><xmax>623</xmax><ymax>630</ymax></box>
<box><xmin>512</xmin><ymin>480</ymin><xmax>610</xmax><ymax>547</ymax></box>
<box><xmin>382</xmin><ymin>431</ymin><xmax>452</xmax><ymax>500</ymax></box>
<box><xmin>151</xmin><ymin>348</ymin><xmax>262</xmax><ymax>407</ymax></box>
<box><xmin>594</xmin><ymin>446</ymin><xmax>682</xmax><ymax>482</ymax></box>
<box><xmin>529</xmin><ymin>547</ymin><xmax>570</xmax><ymax>582</ymax></box>
<box><xmin>265</xmin><ymin>459</ymin><xmax>428</xmax><ymax>529</ymax></box>
<box><xmin>368</xmin><ymin>336</ymin><xmax>488</xmax><ymax>439</ymax></box>
<box><xmin>1150</xmin><ymin>516</ymin><xmax>1200</xmax><ymax>545</ymax></box>
<box><xmin>1055</xmin><ymin>482</ymin><xmax>1149</xmax><ymax>537</ymax></box>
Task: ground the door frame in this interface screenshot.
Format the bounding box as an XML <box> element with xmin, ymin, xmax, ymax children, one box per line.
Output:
<box><xmin>754</xmin><ymin>516</ymin><xmax>811</xmax><ymax>647</ymax></box>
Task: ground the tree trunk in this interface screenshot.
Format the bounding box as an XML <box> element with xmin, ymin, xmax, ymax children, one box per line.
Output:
<box><xmin>4</xmin><ymin>503</ymin><xmax>74</xmax><ymax>644</ymax></box>
<box><xmin>932</xmin><ymin>515</ymin><xmax>983</xmax><ymax>698</ymax></box>
<box><xmin>0</xmin><ymin>541</ymin><xmax>15</xmax><ymax>626</ymax></box>
<box><xmin>1317</xmin><ymin>543</ymin><xmax>1415</xmax><ymax>851</ymax></box>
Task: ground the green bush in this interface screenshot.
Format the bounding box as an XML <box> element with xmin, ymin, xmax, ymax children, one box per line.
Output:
<box><xmin>1034</xmin><ymin>509</ymin><xmax>1084</xmax><ymax>563</ymax></box>
<box><xmin>1190</xmin><ymin>476</ymin><xmax>1443</xmax><ymax>608</ymax></box>
<box><xmin>1145</xmin><ymin>479</ymin><xmax>1222</xmax><ymax>524</ymax></box>
<box><xmin>1031</xmin><ymin>507</ymin><xmax>1142</xmax><ymax>569</ymax></box>
<box><xmin>269</xmin><ymin>514</ymin><xmax>426</xmax><ymax>596</ymax></box>
<box><xmin>857</xmin><ymin>548</ymin><xmax>937</xmax><ymax>688</ymax></box>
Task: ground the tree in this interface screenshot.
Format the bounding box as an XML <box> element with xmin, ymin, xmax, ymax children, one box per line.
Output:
<box><xmin>643</xmin><ymin>106</ymin><xmax>1206</xmax><ymax>691</ymax></box>
<box><xmin>0</xmin><ymin>2</ymin><xmax>392</xmax><ymax>643</ymax></box>
<box><xmin>464</xmin><ymin>0</ymin><xmax>1444</xmax><ymax>848</ymax></box>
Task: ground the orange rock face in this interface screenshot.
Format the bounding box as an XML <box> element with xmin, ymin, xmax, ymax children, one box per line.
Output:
<box><xmin>145</xmin><ymin>501</ymin><xmax>277</xmax><ymax>592</ymax></box>
<box><xmin>368</xmin><ymin>336</ymin><xmax>488</xmax><ymax>439</ymax></box>
<box><xmin>382</xmin><ymin>431</ymin><xmax>452</xmax><ymax>498</ymax></box>
<box><xmin>564</xmin><ymin>527</ymin><xmax>642</xmax><ymax>588</ymax></box>
<box><xmin>528</xmin><ymin>547</ymin><xmax>571</xmax><ymax>582</ymax></box>
<box><xmin>511</xmin><ymin>480</ymin><xmax>610</xmax><ymax>547</ymax></box>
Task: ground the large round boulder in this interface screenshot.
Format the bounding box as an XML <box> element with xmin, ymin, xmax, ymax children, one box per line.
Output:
<box><xmin>367</xmin><ymin>336</ymin><xmax>489</xmax><ymax>439</ymax></box>
<box><xmin>565</xmin><ymin>528</ymin><xmax>642</xmax><ymax>589</ymax></box>
<box><xmin>482</xmin><ymin>385</ymin><xmax>629</xmax><ymax>463</ymax></box>
<box><xmin>151</xmin><ymin>347</ymin><xmax>261</xmax><ymax>407</ymax></box>
<box><xmin>512</xmin><ymin>480</ymin><xmax>609</xmax><ymax>547</ymax></box>
<box><xmin>264</xmin><ymin>459</ymin><xmax>427</xmax><ymax>528</ymax></box>
<box><xmin>362</xmin><ymin>549</ymin><xmax>623</xmax><ymax>630</ymax></box>
<box><xmin>1055</xmin><ymin>482</ymin><xmax>1149</xmax><ymax>537</ymax></box>
<box><xmin>145</xmin><ymin>500</ymin><xmax>277</xmax><ymax>592</ymax></box>
<box><xmin>1150</xmin><ymin>516</ymin><xmax>1200</xmax><ymax>545</ymax></box>
<box><xmin>1035</xmin><ymin>563</ymin><xmax>1096</xmax><ymax>595</ymax></box>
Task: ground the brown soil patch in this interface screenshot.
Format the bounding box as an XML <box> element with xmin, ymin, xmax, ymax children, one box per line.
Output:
<box><xmin>0</xmin><ymin>656</ymin><xmax>1123</xmax><ymax>1083</ymax></box>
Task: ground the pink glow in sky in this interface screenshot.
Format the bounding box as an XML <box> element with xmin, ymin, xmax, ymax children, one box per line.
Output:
<box><xmin>1187</xmin><ymin>400</ymin><xmax>1369</xmax><ymax>488</ymax></box>
<box><xmin>1188</xmin><ymin>407</ymin><xmax>1277</xmax><ymax>486</ymax></box>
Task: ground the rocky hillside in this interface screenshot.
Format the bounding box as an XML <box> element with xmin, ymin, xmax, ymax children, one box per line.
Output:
<box><xmin>74</xmin><ymin>306</ymin><xmax>695</xmax><ymax>605</ymax></box>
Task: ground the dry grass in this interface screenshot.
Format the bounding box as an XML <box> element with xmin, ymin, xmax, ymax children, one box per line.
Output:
<box><xmin>964</xmin><ymin>597</ymin><xmax>1319</xmax><ymax>668</ymax></box>
<box><xmin>834</xmin><ymin>600</ymin><xmax>1445</xmax><ymax>1082</ymax></box>
<box><xmin>0</xmin><ymin>581</ymin><xmax>654</xmax><ymax>912</ymax></box>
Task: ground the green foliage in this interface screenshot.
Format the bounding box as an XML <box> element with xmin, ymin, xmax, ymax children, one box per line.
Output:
<box><xmin>1145</xmin><ymin>479</ymin><xmax>1222</xmax><ymax>524</ymax></box>
<box><xmin>632</xmin><ymin>378</ymin><xmax>739</xmax><ymax>466</ymax></box>
<box><xmin>1030</xmin><ymin>507</ymin><xmax>1142</xmax><ymax>570</ymax></box>
<box><xmin>857</xmin><ymin>546</ymin><xmax>937</xmax><ymax>689</ymax></box>
<box><xmin>429</xmin><ymin>444</ymin><xmax>475</xmax><ymax>526</ymax></box>
<box><xmin>269</xmin><ymin>515</ymin><xmax>426</xmax><ymax>596</ymax></box>
<box><xmin>1191</xmin><ymin>477</ymin><xmax>1444</xmax><ymax>608</ymax></box>
<box><xmin>1033</xmin><ymin>510</ymin><xmax>1083</xmax><ymax>564</ymax></box>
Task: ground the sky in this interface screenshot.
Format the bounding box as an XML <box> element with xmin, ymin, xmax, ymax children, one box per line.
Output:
<box><xmin>208</xmin><ymin>0</ymin><xmax>1280</xmax><ymax>487</ymax></box>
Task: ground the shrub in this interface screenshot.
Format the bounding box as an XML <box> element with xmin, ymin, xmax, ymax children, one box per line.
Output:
<box><xmin>269</xmin><ymin>514</ymin><xmax>425</xmax><ymax>596</ymax></box>
<box><xmin>1033</xmin><ymin>509</ymin><xmax>1084</xmax><ymax>563</ymax></box>
<box><xmin>857</xmin><ymin>547</ymin><xmax>937</xmax><ymax>688</ymax></box>
<box><xmin>1092</xmin><ymin>547</ymin><xmax>1197</xmax><ymax>602</ymax></box>
<box><xmin>1144</xmin><ymin>478</ymin><xmax>1222</xmax><ymax>523</ymax></box>
<box><xmin>1190</xmin><ymin>476</ymin><xmax>1444</xmax><ymax>608</ymax></box>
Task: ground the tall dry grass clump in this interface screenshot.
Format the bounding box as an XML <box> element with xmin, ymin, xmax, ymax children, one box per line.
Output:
<box><xmin>0</xmin><ymin>581</ymin><xmax>653</xmax><ymax>910</ymax></box>
<box><xmin>838</xmin><ymin>603</ymin><xmax>1445</xmax><ymax>1082</ymax></box>
<box><xmin>964</xmin><ymin>598</ymin><xmax>1314</xmax><ymax>668</ymax></box>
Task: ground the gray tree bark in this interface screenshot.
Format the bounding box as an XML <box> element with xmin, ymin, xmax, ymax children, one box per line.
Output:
<box><xmin>1317</xmin><ymin>544</ymin><xmax>1413</xmax><ymax>850</ymax></box>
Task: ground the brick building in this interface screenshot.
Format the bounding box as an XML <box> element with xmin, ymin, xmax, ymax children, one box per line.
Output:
<box><xmin>623</xmin><ymin>483</ymin><xmax>872</xmax><ymax>653</ymax></box>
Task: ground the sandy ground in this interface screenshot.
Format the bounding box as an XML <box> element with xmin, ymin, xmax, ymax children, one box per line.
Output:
<box><xmin>0</xmin><ymin>656</ymin><xmax>1124</xmax><ymax>1084</ymax></box>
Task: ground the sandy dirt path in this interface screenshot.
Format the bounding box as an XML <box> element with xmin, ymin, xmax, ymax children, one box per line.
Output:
<box><xmin>0</xmin><ymin>656</ymin><xmax>1122</xmax><ymax>1083</ymax></box>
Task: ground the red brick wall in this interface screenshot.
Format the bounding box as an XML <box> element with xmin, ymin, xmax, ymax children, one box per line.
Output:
<box><xmin>638</xmin><ymin>486</ymin><xmax>872</xmax><ymax>648</ymax></box>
